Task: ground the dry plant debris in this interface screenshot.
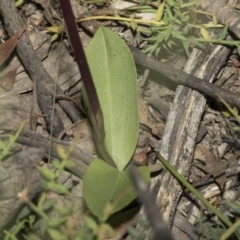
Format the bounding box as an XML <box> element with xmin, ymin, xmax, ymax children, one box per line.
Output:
<box><xmin>1</xmin><ymin>0</ymin><xmax>240</xmax><ymax>239</ymax></box>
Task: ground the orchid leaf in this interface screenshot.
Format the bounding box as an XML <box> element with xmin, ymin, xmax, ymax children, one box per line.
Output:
<box><xmin>84</xmin><ymin>27</ymin><xmax>138</xmax><ymax>170</ymax></box>
<box><xmin>83</xmin><ymin>159</ymin><xmax>150</xmax><ymax>219</ymax></box>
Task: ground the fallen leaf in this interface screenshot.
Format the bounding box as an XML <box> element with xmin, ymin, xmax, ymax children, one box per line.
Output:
<box><xmin>193</xmin><ymin>145</ymin><xmax>226</xmax><ymax>188</ymax></box>
<box><xmin>0</xmin><ymin>28</ymin><xmax>26</xmax><ymax>66</ymax></box>
<box><xmin>0</xmin><ymin>67</ymin><xmax>17</xmax><ymax>91</ymax></box>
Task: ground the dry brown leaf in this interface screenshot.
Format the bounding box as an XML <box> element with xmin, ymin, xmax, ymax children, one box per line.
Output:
<box><xmin>0</xmin><ymin>67</ymin><xmax>17</xmax><ymax>91</ymax></box>
<box><xmin>70</xmin><ymin>120</ymin><xmax>96</xmax><ymax>154</ymax></box>
<box><xmin>0</xmin><ymin>28</ymin><xmax>26</xmax><ymax>66</ymax></box>
<box><xmin>193</xmin><ymin>145</ymin><xmax>226</xmax><ymax>188</ymax></box>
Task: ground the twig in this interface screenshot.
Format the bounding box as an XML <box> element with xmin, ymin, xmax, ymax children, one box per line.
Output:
<box><xmin>128</xmin><ymin>45</ymin><xmax>240</xmax><ymax>109</ymax></box>
<box><xmin>0</xmin><ymin>0</ymin><xmax>81</xmax><ymax>137</ymax></box>
<box><xmin>129</xmin><ymin>167</ymin><xmax>174</xmax><ymax>240</ymax></box>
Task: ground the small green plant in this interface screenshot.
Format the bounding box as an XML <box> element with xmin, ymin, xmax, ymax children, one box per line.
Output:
<box><xmin>0</xmin><ymin>122</ymin><xmax>24</xmax><ymax>160</ymax></box>
<box><xmin>78</xmin><ymin>0</ymin><xmax>240</xmax><ymax>56</ymax></box>
<box><xmin>38</xmin><ymin>146</ymin><xmax>75</xmax><ymax>195</ymax></box>
<box><xmin>0</xmin><ymin>146</ymin><xmax>117</xmax><ymax>240</ymax></box>
<box><xmin>82</xmin><ymin>27</ymin><xmax>150</xmax><ymax>219</ymax></box>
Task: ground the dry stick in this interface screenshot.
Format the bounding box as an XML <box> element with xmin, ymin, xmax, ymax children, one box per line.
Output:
<box><xmin>128</xmin><ymin>45</ymin><xmax>240</xmax><ymax>109</ymax></box>
<box><xmin>185</xmin><ymin>151</ymin><xmax>240</xmax><ymax>194</ymax></box>
<box><xmin>0</xmin><ymin>0</ymin><xmax>81</xmax><ymax>137</ymax></box>
<box><xmin>58</xmin><ymin>0</ymin><xmax>117</xmax><ymax>168</ymax></box>
<box><xmin>200</xmin><ymin>0</ymin><xmax>240</xmax><ymax>40</ymax></box>
<box><xmin>129</xmin><ymin>167</ymin><xmax>174</xmax><ymax>240</ymax></box>
<box><xmin>0</xmin><ymin>131</ymin><xmax>92</xmax><ymax>179</ymax></box>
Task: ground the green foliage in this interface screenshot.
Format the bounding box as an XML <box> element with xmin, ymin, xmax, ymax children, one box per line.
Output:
<box><xmin>83</xmin><ymin>159</ymin><xmax>150</xmax><ymax>219</ymax></box>
<box><xmin>0</xmin><ymin>122</ymin><xmax>24</xmax><ymax>160</ymax></box>
<box><xmin>83</xmin><ymin>27</ymin><xmax>139</xmax><ymax>171</ymax></box>
<box><xmin>0</xmin><ymin>126</ymin><xmax>146</xmax><ymax>239</ymax></box>
<box><xmin>80</xmin><ymin>0</ymin><xmax>240</xmax><ymax>56</ymax></box>
<box><xmin>137</xmin><ymin>0</ymin><xmax>240</xmax><ymax>56</ymax></box>
<box><xmin>46</xmin><ymin>25</ymin><xmax>64</xmax><ymax>42</ymax></box>
<box><xmin>0</xmin><ymin>143</ymin><xmax>117</xmax><ymax>240</ymax></box>
<box><xmin>38</xmin><ymin>146</ymin><xmax>75</xmax><ymax>194</ymax></box>
<box><xmin>82</xmin><ymin>26</ymin><xmax>150</xmax><ymax>219</ymax></box>
<box><xmin>127</xmin><ymin>218</ymin><xmax>150</xmax><ymax>240</ymax></box>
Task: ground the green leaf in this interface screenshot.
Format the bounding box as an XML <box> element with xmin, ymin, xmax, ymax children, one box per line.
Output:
<box><xmin>84</xmin><ymin>27</ymin><xmax>138</xmax><ymax>170</ymax></box>
<box><xmin>212</xmin><ymin>11</ymin><xmax>217</xmax><ymax>25</ymax></box>
<box><xmin>41</xmin><ymin>199</ymin><xmax>56</xmax><ymax>211</ymax></box>
<box><xmin>83</xmin><ymin>216</ymin><xmax>98</xmax><ymax>234</ymax></box>
<box><xmin>39</xmin><ymin>179</ymin><xmax>51</xmax><ymax>191</ymax></box>
<box><xmin>48</xmin><ymin>217</ymin><xmax>67</xmax><ymax>228</ymax></box>
<box><xmin>200</xmin><ymin>27</ymin><xmax>210</xmax><ymax>39</ymax></box>
<box><xmin>171</xmin><ymin>30</ymin><xmax>186</xmax><ymax>40</ymax></box>
<box><xmin>16</xmin><ymin>205</ymin><xmax>31</xmax><ymax>221</ymax></box>
<box><xmin>46</xmin><ymin>25</ymin><xmax>64</xmax><ymax>34</ymax></box>
<box><xmin>98</xmin><ymin>223</ymin><xmax>115</xmax><ymax>239</ymax></box>
<box><xmin>164</xmin><ymin>24</ymin><xmax>173</xmax><ymax>41</ymax></box>
<box><xmin>218</xmin><ymin>25</ymin><xmax>228</xmax><ymax>40</ymax></box>
<box><xmin>155</xmin><ymin>0</ymin><xmax>165</xmax><ymax>21</ymax></box>
<box><xmin>226</xmin><ymin>201</ymin><xmax>240</xmax><ymax>214</ymax></box>
<box><xmin>47</xmin><ymin>228</ymin><xmax>65</xmax><ymax>240</ymax></box>
<box><xmin>182</xmin><ymin>40</ymin><xmax>190</xmax><ymax>56</ymax></box>
<box><xmin>38</xmin><ymin>218</ymin><xmax>48</xmax><ymax>235</ymax></box>
<box><xmin>130</xmin><ymin>17</ymin><xmax>137</xmax><ymax>30</ymax></box>
<box><xmin>175</xmin><ymin>10</ymin><xmax>188</xmax><ymax>22</ymax></box>
<box><xmin>38</xmin><ymin>167</ymin><xmax>55</xmax><ymax>180</ymax></box>
<box><xmin>54</xmin><ymin>204</ymin><xmax>75</xmax><ymax>216</ymax></box>
<box><xmin>49</xmin><ymin>182</ymin><xmax>70</xmax><ymax>194</ymax></box>
<box><xmin>83</xmin><ymin>159</ymin><xmax>150</xmax><ymax>218</ymax></box>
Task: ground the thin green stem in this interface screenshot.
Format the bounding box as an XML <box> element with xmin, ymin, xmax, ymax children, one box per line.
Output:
<box><xmin>27</xmin><ymin>201</ymin><xmax>49</xmax><ymax>220</ymax></box>
<box><xmin>187</xmin><ymin>38</ymin><xmax>240</xmax><ymax>45</ymax></box>
<box><xmin>78</xmin><ymin>16</ymin><xmax>165</xmax><ymax>26</ymax></box>
<box><xmin>221</xmin><ymin>218</ymin><xmax>240</xmax><ymax>240</ymax></box>
<box><xmin>157</xmin><ymin>154</ymin><xmax>232</xmax><ymax>227</ymax></box>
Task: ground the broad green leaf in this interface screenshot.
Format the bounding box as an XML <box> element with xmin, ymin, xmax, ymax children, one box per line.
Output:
<box><xmin>83</xmin><ymin>159</ymin><xmax>150</xmax><ymax>218</ymax></box>
<box><xmin>84</xmin><ymin>27</ymin><xmax>138</xmax><ymax>170</ymax></box>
